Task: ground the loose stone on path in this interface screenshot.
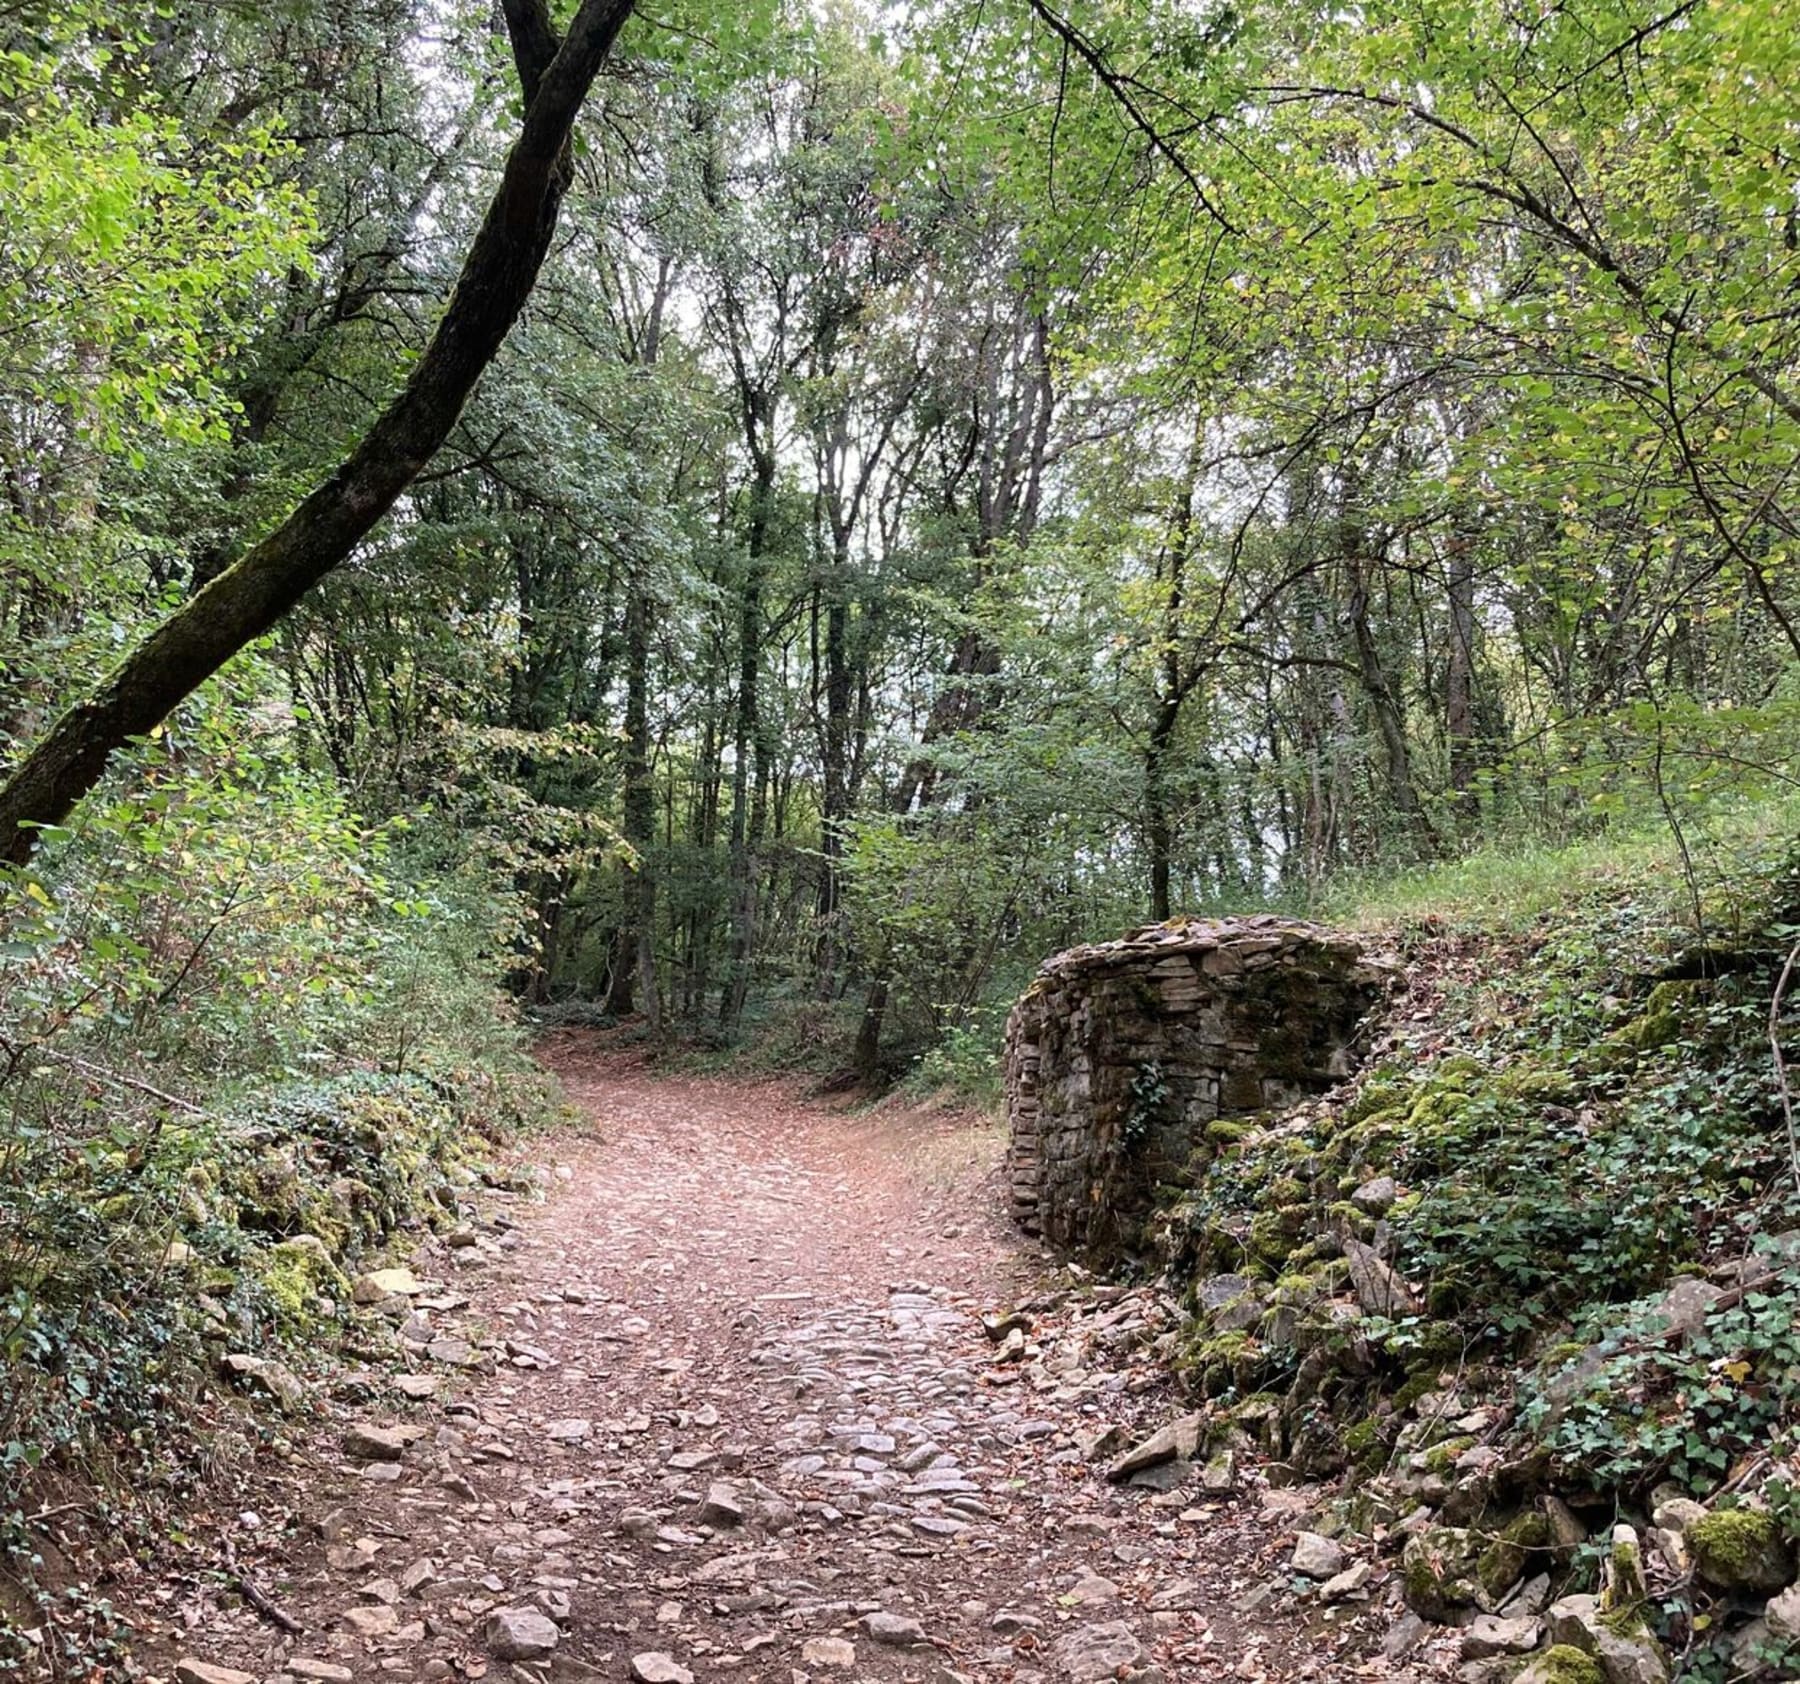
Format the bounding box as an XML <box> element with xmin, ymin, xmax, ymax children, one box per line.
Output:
<box><xmin>799</xmin><ymin>1635</ymin><xmax>857</xmax><ymax>1668</ymax></box>
<box><xmin>629</xmin><ymin>1654</ymin><xmax>694</xmax><ymax>1684</ymax></box>
<box><xmin>486</xmin><ymin>1605</ymin><xmax>560</xmax><ymax>1660</ymax></box>
<box><xmin>860</xmin><ymin>1610</ymin><xmax>928</xmax><ymax>1645</ymax></box>
<box><xmin>175</xmin><ymin>1664</ymin><xmax>256</xmax><ymax>1684</ymax></box>
<box><xmin>341</xmin><ymin>1422</ymin><xmax>412</xmax><ymax>1462</ymax></box>
<box><xmin>1051</xmin><ymin>1621</ymin><xmax>1161</xmax><ymax>1683</ymax></box>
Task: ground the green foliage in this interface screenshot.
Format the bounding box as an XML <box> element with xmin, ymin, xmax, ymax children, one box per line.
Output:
<box><xmin>0</xmin><ymin>10</ymin><xmax>314</xmax><ymax>442</ymax></box>
<box><xmin>12</xmin><ymin>0</ymin><xmax>1800</xmax><ymax>1090</ymax></box>
<box><xmin>0</xmin><ymin>678</ymin><xmax>552</xmax><ymax>1628</ymax></box>
<box><xmin>1166</xmin><ymin>825</ymin><xmax>1800</xmax><ymax>1498</ymax></box>
<box><xmin>906</xmin><ymin>1003</ymin><xmax>1009</xmax><ymax>1105</ymax></box>
<box><xmin>14</xmin><ymin>20</ymin><xmax>1800</xmax><ymax>1676</ymax></box>
<box><xmin>1119</xmin><ymin>1061</ymin><xmax>1169</xmax><ymax>1155</ymax></box>
<box><xmin>1321</xmin><ymin>800</ymin><xmax>1800</xmax><ymax>932</ymax></box>
<box><xmin>841</xmin><ymin>691</ymin><xmax>1152</xmax><ymax>1064</ymax></box>
<box><xmin>1526</xmin><ymin>1274</ymin><xmax>1800</xmax><ymax>1491</ymax></box>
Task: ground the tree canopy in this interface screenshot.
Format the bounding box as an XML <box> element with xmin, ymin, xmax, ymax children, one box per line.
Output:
<box><xmin>4</xmin><ymin>0</ymin><xmax>1800</xmax><ymax>1069</ymax></box>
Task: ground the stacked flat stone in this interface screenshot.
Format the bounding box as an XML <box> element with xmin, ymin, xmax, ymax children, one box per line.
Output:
<box><xmin>1004</xmin><ymin>915</ymin><xmax>1391</xmax><ymax>1260</ymax></box>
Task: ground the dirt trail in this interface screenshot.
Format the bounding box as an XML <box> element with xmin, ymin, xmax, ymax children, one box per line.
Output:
<box><xmin>128</xmin><ymin>1039</ymin><xmax>1407</xmax><ymax>1684</ymax></box>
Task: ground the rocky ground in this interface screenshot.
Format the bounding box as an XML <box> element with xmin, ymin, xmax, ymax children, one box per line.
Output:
<box><xmin>109</xmin><ymin>1037</ymin><xmax>1453</xmax><ymax>1684</ymax></box>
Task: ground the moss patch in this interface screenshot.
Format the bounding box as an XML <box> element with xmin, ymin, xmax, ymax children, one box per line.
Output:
<box><xmin>1687</xmin><ymin>1508</ymin><xmax>1792</xmax><ymax>1592</ymax></box>
<box><xmin>1531</xmin><ymin>1646</ymin><xmax>1605</xmax><ymax>1684</ymax></box>
<box><xmin>1343</xmin><ymin>1416</ymin><xmax>1387</xmax><ymax>1474</ymax></box>
<box><xmin>1206</xmin><ymin>1119</ymin><xmax>1258</xmax><ymax>1147</ymax></box>
<box><xmin>253</xmin><ymin>1234</ymin><xmax>350</xmax><ymax>1327</ymax></box>
<box><xmin>1478</xmin><ymin>1511</ymin><xmax>1550</xmax><ymax>1599</ymax></box>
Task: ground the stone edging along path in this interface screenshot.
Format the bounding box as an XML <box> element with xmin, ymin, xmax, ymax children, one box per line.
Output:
<box><xmin>121</xmin><ymin>1040</ymin><xmax>1441</xmax><ymax>1684</ymax></box>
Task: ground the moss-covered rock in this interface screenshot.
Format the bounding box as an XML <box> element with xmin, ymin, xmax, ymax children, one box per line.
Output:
<box><xmin>1478</xmin><ymin>1510</ymin><xmax>1551</xmax><ymax>1600</ymax></box>
<box><xmin>1247</xmin><ymin>1203</ymin><xmax>1311</xmax><ymax>1269</ymax></box>
<box><xmin>1601</xmin><ymin>1522</ymin><xmax>1648</xmax><ymax>1611</ymax></box>
<box><xmin>1589</xmin><ymin>979</ymin><xmax>1703</xmax><ymax>1072</ymax></box>
<box><xmin>1494</xmin><ymin>1059</ymin><xmax>1579</xmax><ymax>1105</ymax></box>
<box><xmin>1517</xmin><ymin>1645</ymin><xmax>1606</xmax><ymax>1684</ymax></box>
<box><xmin>1184</xmin><ymin>1327</ymin><xmax>1265</xmax><ymax>1397</ymax></box>
<box><xmin>1274</xmin><ymin>1268</ymin><xmax>1326</xmax><ymax>1295</ymax></box>
<box><xmin>1422</xmin><ymin>1433</ymin><xmax>1477</xmax><ymax>1473</ymax></box>
<box><xmin>1390</xmin><ymin>1369</ymin><xmax>1440</xmax><ymax>1417</ymax></box>
<box><xmin>1546</xmin><ymin>1592</ymin><xmax>1672</xmax><ymax>1684</ymax></box>
<box><xmin>1401</xmin><ymin>1525</ymin><xmax>1488</xmax><ymax>1621</ymax></box>
<box><xmin>1343</xmin><ymin>1072</ymin><xmax>1405</xmax><ymax>1124</ymax></box>
<box><xmin>1342</xmin><ymin>1416</ymin><xmax>1386</xmax><ymax>1474</ymax></box>
<box><xmin>1539</xmin><ymin>1338</ymin><xmax>1590</xmax><ymax>1370</ymax></box>
<box><xmin>1687</xmin><ymin>1508</ymin><xmax>1792</xmax><ymax>1593</ymax></box>
<box><xmin>254</xmin><ymin>1234</ymin><xmax>349</xmax><ymax>1327</ymax></box>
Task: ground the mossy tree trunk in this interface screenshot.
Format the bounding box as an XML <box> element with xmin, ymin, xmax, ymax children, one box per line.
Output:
<box><xmin>0</xmin><ymin>0</ymin><xmax>638</xmax><ymax>864</ymax></box>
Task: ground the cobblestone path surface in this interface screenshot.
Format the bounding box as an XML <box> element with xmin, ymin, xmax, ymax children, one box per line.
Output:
<box><xmin>133</xmin><ymin>1040</ymin><xmax>1377</xmax><ymax>1684</ymax></box>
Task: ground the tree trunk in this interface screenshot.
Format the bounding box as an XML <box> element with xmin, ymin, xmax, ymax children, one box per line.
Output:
<box><xmin>719</xmin><ymin>415</ymin><xmax>775</xmax><ymax>1034</ymax></box>
<box><xmin>853</xmin><ymin>971</ymin><xmax>890</xmax><ymax>1080</ymax></box>
<box><xmin>813</xmin><ymin>534</ymin><xmax>854</xmax><ymax>987</ymax></box>
<box><xmin>605</xmin><ymin>258</ymin><xmax>670</xmax><ymax>1028</ymax></box>
<box><xmin>0</xmin><ymin>0</ymin><xmax>637</xmax><ymax>863</ymax></box>
<box><xmin>616</xmin><ymin>569</ymin><xmax>660</xmax><ymax>1027</ymax></box>
<box><xmin>1445</xmin><ymin>526</ymin><xmax>1479</xmax><ymax>814</ymax></box>
<box><xmin>1146</xmin><ymin>698</ymin><xmax>1179</xmax><ymax>921</ymax></box>
<box><xmin>1144</xmin><ymin>408</ymin><xmax>1206</xmax><ymax>922</ymax></box>
<box><xmin>1345</xmin><ymin>539</ymin><xmax>1438</xmax><ymax>859</ymax></box>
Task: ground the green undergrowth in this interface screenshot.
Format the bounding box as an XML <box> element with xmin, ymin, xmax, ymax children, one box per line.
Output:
<box><xmin>654</xmin><ymin>990</ymin><xmax>867</xmax><ymax>1078</ymax></box>
<box><xmin>0</xmin><ymin>722</ymin><xmax>562</xmax><ymax>1663</ymax></box>
<box><xmin>1319</xmin><ymin>790</ymin><xmax>1800</xmax><ymax>932</ymax></box>
<box><xmin>1161</xmin><ymin>817</ymin><xmax>1800</xmax><ymax>1508</ymax></box>
<box><xmin>0</xmin><ymin>1062</ymin><xmax>553</xmax><ymax>1670</ymax></box>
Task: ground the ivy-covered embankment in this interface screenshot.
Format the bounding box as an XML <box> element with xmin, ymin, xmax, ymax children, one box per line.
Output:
<box><xmin>1150</xmin><ymin>865</ymin><xmax>1800</xmax><ymax>1680</ymax></box>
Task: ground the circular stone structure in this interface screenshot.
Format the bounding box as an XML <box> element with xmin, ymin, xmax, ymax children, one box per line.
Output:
<box><xmin>1004</xmin><ymin>915</ymin><xmax>1393</xmax><ymax>1259</ymax></box>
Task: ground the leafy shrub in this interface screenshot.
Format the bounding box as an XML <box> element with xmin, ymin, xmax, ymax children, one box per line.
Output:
<box><xmin>906</xmin><ymin>1001</ymin><xmax>1010</xmax><ymax>1104</ymax></box>
<box><xmin>0</xmin><ymin>697</ymin><xmax>554</xmax><ymax>1637</ymax></box>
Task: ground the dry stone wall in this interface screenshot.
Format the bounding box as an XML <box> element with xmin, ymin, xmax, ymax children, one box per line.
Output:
<box><xmin>1005</xmin><ymin>916</ymin><xmax>1392</xmax><ymax>1259</ymax></box>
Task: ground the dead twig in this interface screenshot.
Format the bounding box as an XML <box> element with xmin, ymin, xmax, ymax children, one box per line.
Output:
<box><xmin>27</xmin><ymin>1046</ymin><xmax>215</xmax><ymax>1121</ymax></box>
<box><xmin>23</xmin><ymin>1500</ymin><xmax>89</xmax><ymax>1526</ymax></box>
<box><xmin>221</xmin><ymin>1537</ymin><xmax>305</xmax><ymax>1636</ymax></box>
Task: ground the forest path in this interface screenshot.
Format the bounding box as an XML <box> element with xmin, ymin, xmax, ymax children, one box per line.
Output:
<box><xmin>141</xmin><ymin>1037</ymin><xmax>1386</xmax><ymax>1684</ymax></box>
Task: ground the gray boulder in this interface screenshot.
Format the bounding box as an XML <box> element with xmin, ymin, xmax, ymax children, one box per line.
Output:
<box><xmin>1350</xmin><ymin>1175</ymin><xmax>1398</xmax><ymax>1216</ymax></box>
<box><xmin>1291</xmin><ymin>1531</ymin><xmax>1346</xmax><ymax>1580</ymax></box>
<box><xmin>1104</xmin><ymin>1412</ymin><xmax>1203</xmax><ymax>1482</ymax></box>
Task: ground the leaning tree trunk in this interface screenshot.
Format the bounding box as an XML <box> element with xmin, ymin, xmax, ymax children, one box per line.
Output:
<box><xmin>0</xmin><ymin>0</ymin><xmax>637</xmax><ymax>864</ymax></box>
